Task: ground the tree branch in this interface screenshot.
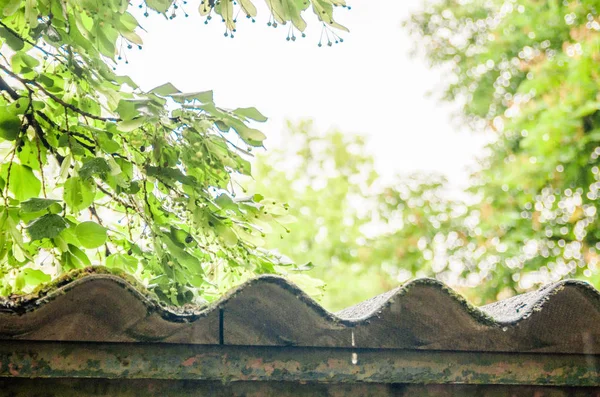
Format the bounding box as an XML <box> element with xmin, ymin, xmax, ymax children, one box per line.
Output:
<box><xmin>0</xmin><ymin>20</ymin><xmax>68</xmax><ymax>68</ymax></box>
<box><xmin>36</xmin><ymin>110</ymin><xmax>95</xmax><ymax>143</ymax></box>
<box><xmin>0</xmin><ymin>75</ymin><xmax>19</xmax><ymax>100</ymax></box>
<box><xmin>0</xmin><ymin>72</ymin><xmax>91</xmax><ymax>162</ymax></box>
<box><xmin>26</xmin><ymin>112</ymin><xmax>64</xmax><ymax>164</ymax></box>
<box><xmin>95</xmin><ymin>182</ymin><xmax>136</xmax><ymax>212</ymax></box>
<box><xmin>0</xmin><ymin>64</ymin><xmax>120</xmax><ymax>122</ymax></box>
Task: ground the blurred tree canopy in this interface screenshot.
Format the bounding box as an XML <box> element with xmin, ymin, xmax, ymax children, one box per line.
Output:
<box><xmin>251</xmin><ymin>121</ymin><xmax>471</xmax><ymax>310</ymax></box>
<box><xmin>255</xmin><ymin>0</ymin><xmax>600</xmax><ymax>309</ymax></box>
<box><xmin>406</xmin><ymin>0</ymin><xmax>600</xmax><ymax>301</ymax></box>
<box><xmin>0</xmin><ymin>0</ymin><xmax>348</xmax><ymax>304</ymax></box>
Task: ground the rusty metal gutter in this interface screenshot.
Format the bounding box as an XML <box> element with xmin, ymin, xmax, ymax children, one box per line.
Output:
<box><xmin>0</xmin><ymin>341</ymin><xmax>598</xmax><ymax>386</ymax></box>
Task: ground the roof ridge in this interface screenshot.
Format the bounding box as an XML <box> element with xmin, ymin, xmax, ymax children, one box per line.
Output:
<box><xmin>2</xmin><ymin>268</ymin><xmax>599</xmax><ymax>329</ymax></box>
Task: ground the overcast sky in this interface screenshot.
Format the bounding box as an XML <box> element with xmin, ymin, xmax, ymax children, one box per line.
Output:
<box><xmin>120</xmin><ymin>0</ymin><xmax>492</xmax><ymax>188</ymax></box>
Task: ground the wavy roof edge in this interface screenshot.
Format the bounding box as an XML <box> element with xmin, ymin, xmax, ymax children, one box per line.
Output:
<box><xmin>1</xmin><ymin>267</ymin><xmax>599</xmax><ymax>328</ymax></box>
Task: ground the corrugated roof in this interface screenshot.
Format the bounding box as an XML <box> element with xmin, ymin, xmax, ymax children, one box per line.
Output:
<box><xmin>0</xmin><ymin>269</ymin><xmax>599</xmax><ymax>354</ymax></box>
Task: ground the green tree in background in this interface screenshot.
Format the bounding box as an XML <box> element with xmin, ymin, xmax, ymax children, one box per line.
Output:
<box><xmin>0</xmin><ymin>0</ymin><xmax>348</xmax><ymax>304</ymax></box>
<box><xmin>405</xmin><ymin>0</ymin><xmax>600</xmax><ymax>301</ymax></box>
<box><xmin>251</xmin><ymin>120</ymin><xmax>381</xmax><ymax>309</ymax></box>
<box><xmin>254</xmin><ymin>0</ymin><xmax>600</xmax><ymax>309</ymax></box>
<box><xmin>251</xmin><ymin>121</ymin><xmax>470</xmax><ymax>310</ymax></box>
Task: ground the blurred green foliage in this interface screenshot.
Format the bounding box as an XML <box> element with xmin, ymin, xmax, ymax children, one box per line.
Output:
<box><xmin>255</xmin><ymin>0</ymin><xmax>600</xmax><ymax>309</ymax></box>
<box><xmin>406</xmin><ymin>0</ymin><xmax>600</xmax><ymax>301</ymax></box>
<box><xmin>252</xmin><ymin>121</ymin><xmax>471</xmax><ymax>310</ymax></box>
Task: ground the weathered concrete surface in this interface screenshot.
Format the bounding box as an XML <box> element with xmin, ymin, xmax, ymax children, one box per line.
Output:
<box><xmin>0</xmin><ymin>272</ymin><xmax>599</xmax><ymax>392</ymax></box>
<box><xmin>0</xmin><ymin>274</ymin><xmax>218</xmax><ymax>344</ymax></box>
<box><xmin>0</xmin><ymin>341</ymin><xmax>598</xmax><ymax>386</ymax></box>
<box><xmin>1</xmin><ymin>270</ymin><xmax>599</xmax><ymax>353</ymax></box>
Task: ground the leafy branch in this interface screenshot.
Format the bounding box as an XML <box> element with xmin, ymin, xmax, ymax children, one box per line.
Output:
<box><xmin>0</xmin><ymin>0</ymin><xmax>348</xmax><ymax>304</ymax></box>
<box><xmin>0</xmin><ymin>64</ymin><xmax>119</xmax><ymax>122</ymax></box>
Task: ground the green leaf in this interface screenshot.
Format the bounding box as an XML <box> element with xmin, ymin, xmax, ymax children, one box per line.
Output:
<box><xmin>75</xmin><ymin>221</ymin><xmax>107</xmax><ymax>249</ymax></box>
<box><xmin>11</xmin><ymin>52</ymin><xmax>39</xmax><ymax>73</ymax></box>
<box><xmin>163</xmin><ymin>234</ymin><xmax>202</xmax><ymax>272</ymax></box>
<box><xmin>146</xmin><ymin>166</ymin><xmax>196</xmax><ymax>185</ymax></box>
<box><xmin>115</xmin><ymin>99</ymin><xmax>140</xmax><ymax>120</ymax></box>
<box><xmin>264</xmin><ymin>0</ymin><xmax>288</xmax><ymax>23</ymax></box>
<box><xmin>21</xmin><ymin>198</ymin><xmax>61</xmax><ymax>213</ymax></box>
<box><xmin>2</xmin><ymin>0</ymin><xmax>21</xmax><ymax>16</ymax></box>
<box><xmin>232</xmin><ymin>123</ymin><xmax>267</xmax><ymax>144</ymax></box>
<box><xmin>1</xmin><ymin>209</ymin><xmax>25</xmax><ymax>251</ymax></box>
<box><xmin>146</xmin><ymin>0</ymin><xmax>173</xmax><ymax>12</ymax></box>
<box><xmin>68</xmin><ymin>244</ymin><xmax>91</xmax><ymax>266</ymax></box>
<box><xmin>21</xmin><ymin>268</ymin><xmax>51</xmax><ymax>285</ymax></box>
<box><xmin>215</xmin><ymin>0</ymin><xmax>235</xmax><ymax>31</ymax></box>
<box><xmin>215</xmin><ymin>193</ymin><xmax>237</xmax><ymax>211</ymax></box>
<box><xmin>79</xmin><ymin>157</ymin><xmax>111</xmax><ymax>180</ymax></box>
<box><xmin>98</xmin><ymin>133</ymin><xmax>121</xmax><ymax>153</ymax></box>
<box><xmin>198</xmin><ymin>0</ymin><xmax>212</xmax><ymax>15</ymax></box>
<box><xmin>106</xmin><ymin>253</ymin><xmax>138</xmax><ymax>272</ymax></box>
<box><xmin>238</xmin><ymin>0</ymin><xmax>257</xmax><ymax>17</ymax></box>
<box><xmin>0</xmin><ymin>27</ymin><xmax>24</xmax><ymax>50</ymax></box>
<box><xmin>24</xmin><ymin>0</ymin><xmax>39</xmax><ymax>28</ymax></box>
<box><xmin>216</xmin><ymin>223</ymin><xmax>238</xmax><ymax>247</ymax></box>
<box><xmin>59</xmin><ymin>227</ymin><xmax>81</xmax><ymax>247</ymax></box>
<box><xmin>63</xmin><ymin>177</ymin><xmax>95</xmax><ymax>213</ymax></box>
<box><xmin>48</xmin><ymin>202</ymin><xmax>62</xmax><ymax>214</ymax></box>
<box><xmin>121</xmin><ymin>30</ymin><xmax>143</xmax><ymax>46</ymax></box>
<box><xmin>0</xmin><ymin>106</ymin><xmax>21</xmax><ymax>141</ymax></box>
<box><xmin>119</xmin><ymin>12</ymin><xmax>140</xmax><ymax>31</ymax></box>
<box><xmin>58</xmin><ymin>153</ymin><xmax>72</xmax><ymax>182</ymax></box>
<box><xmin>17</xmin><ymin>139</ymin><xmax>47</xmax><ymax>170</ymax></box>
<box><xmin>0</xmin><ymin>163</ymin><xmax>41</xmax><ymax>201</ymax></box>
<box><xmin>171</xmin><ymin>91</ymin><xmax>214</xmax><ymax>104</ymax></box>
<box><xmin>150</xmin><ymin>82</ymin><xmax>181</xmax><ymax>96</ymax></box>
<box><xmin>28</xmin><ymin>214</ymin><xmax>67</xmax><ymax>240</ymax></box>
<box><xmin>117</xmin><ymin>117</ymin><xmax>147</xmax><ymax>132</ymax></box>
<box><xmin>233</xmin><ymin>107</ymin><xmax>268</xmax><ymax>122</ymax></box>
<box><xmin>289</xmin><ymin>0</ymin><xmax>308</xmax><ymax>31</ymax></box>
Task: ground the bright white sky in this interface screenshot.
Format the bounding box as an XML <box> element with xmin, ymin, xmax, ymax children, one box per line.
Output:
<box><xmin>120</xmin><ymin>0</ymin><xmax>491</xmax><ymax>188</ymax></box>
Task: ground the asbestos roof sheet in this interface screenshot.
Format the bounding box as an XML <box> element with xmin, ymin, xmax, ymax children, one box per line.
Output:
<box><xmin>0</xmin><ymin>269</ymin><xmax>599</xmax><ymax>354</ymax></box>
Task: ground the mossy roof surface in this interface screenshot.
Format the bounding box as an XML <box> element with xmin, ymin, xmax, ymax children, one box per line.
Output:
<box><xmin>0</xmin><ymin>267</ymin><xmax>599</xmax><ymax>353</ymax></box>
